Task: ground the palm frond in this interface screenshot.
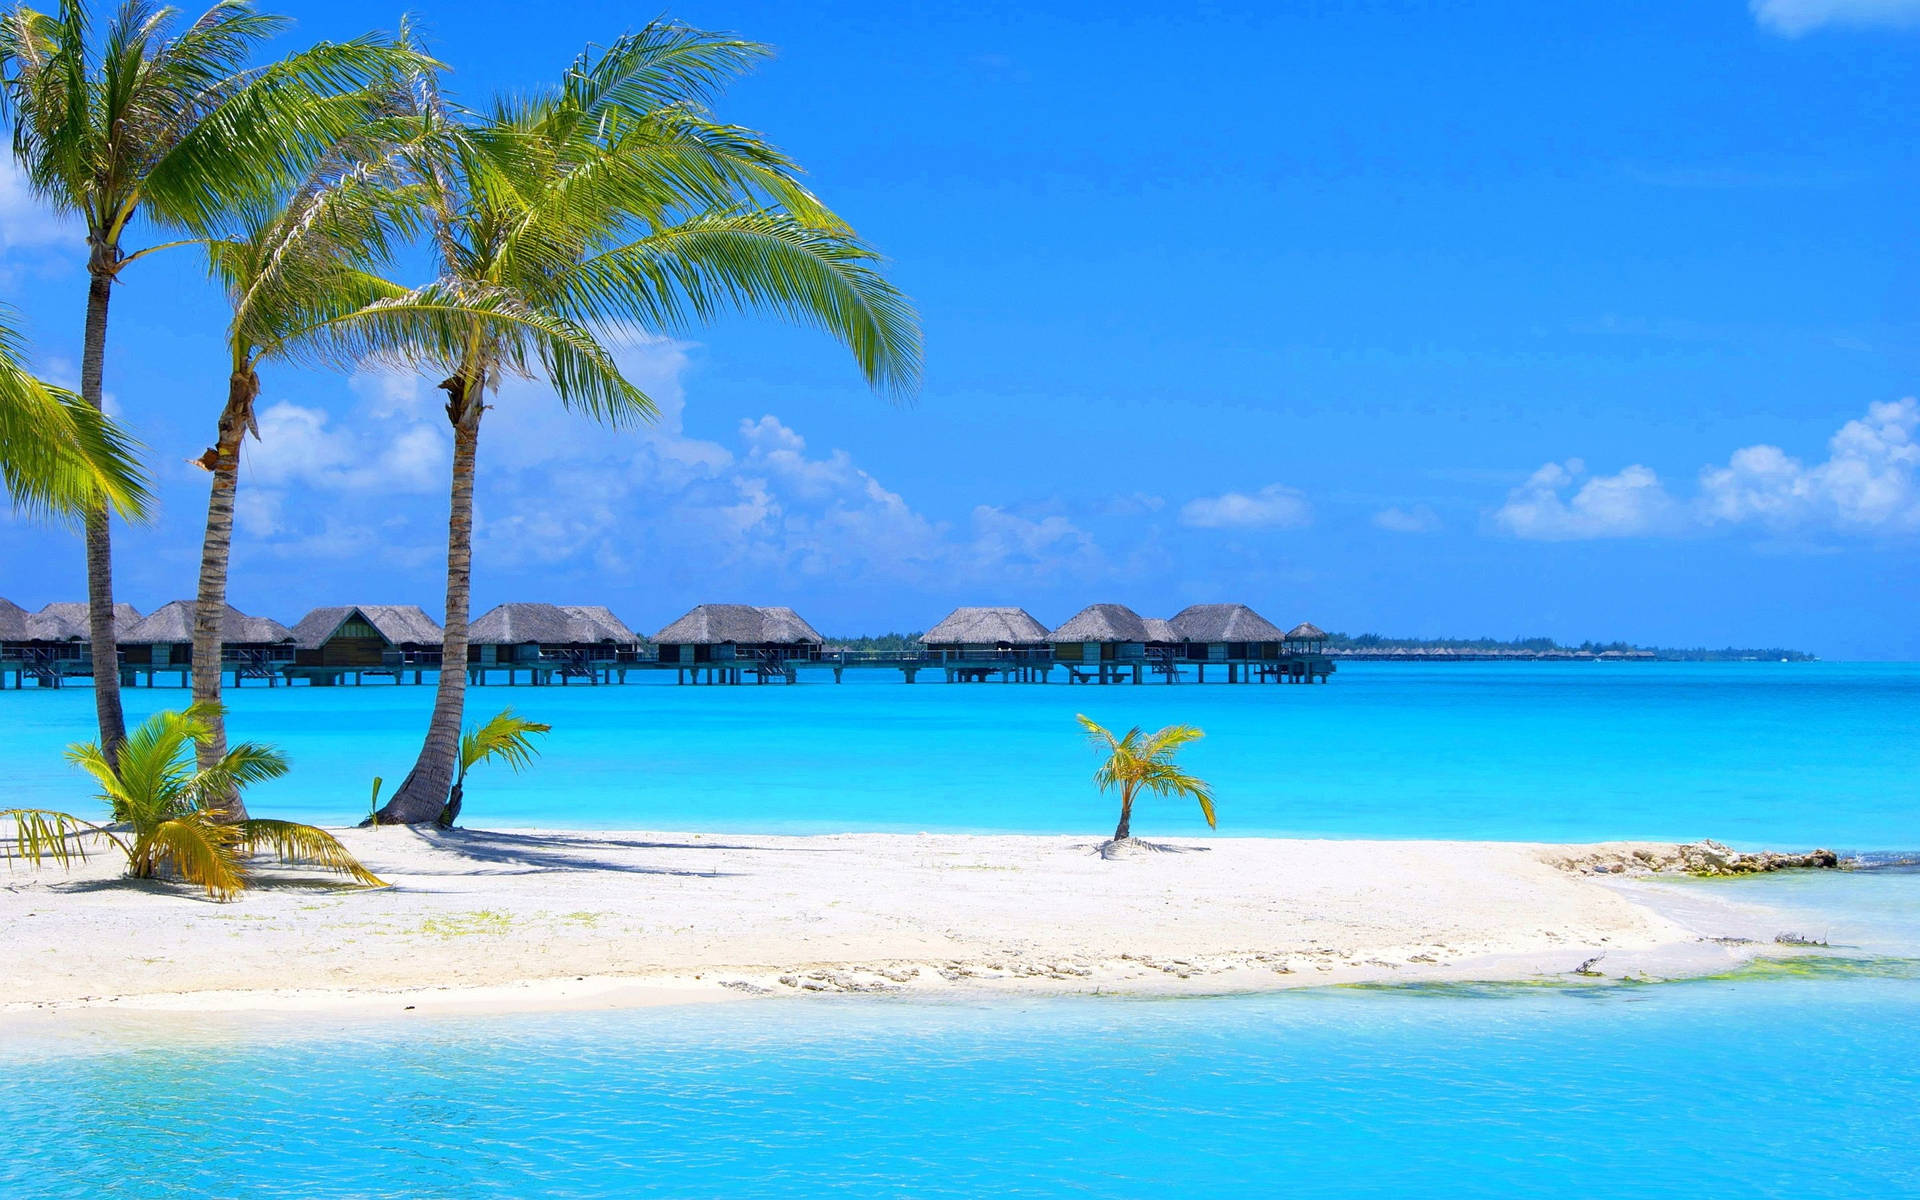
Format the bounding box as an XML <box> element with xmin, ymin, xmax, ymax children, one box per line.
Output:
<box><xmin>0</xmin><ymin>306</ymin><xmax>153</xmax><ymax>520</ymax></box>
<box><xmin>0</xmin><ymin>806</ymin><xmax>122</xmax><ymax>867</ymax></box>
<box><xmin>139</xmin><ymin>812</ymin><xmax>247</xmax><ymax>899</ymax></box>
<box><xmin>458</xmin><ymin>708</ymin><xmax>551</xmax><ymax>779</ymax></box>
<box><xmin>238</xmin><ymin>819</ymin><xmax>384</xmax><ymax>887</ymax></box>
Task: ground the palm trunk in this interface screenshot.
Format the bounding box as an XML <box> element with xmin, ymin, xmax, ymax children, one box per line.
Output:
<box><xmin>192</xmin><ymin>370</ymin><xmax>260</xmax><ymax>822</ymax></box>
<box><xmin>377</xmin><ymin>375</ymin><xmax>481</xmax><ymax>824</ymax></box>
<box><xmin>1113</xmin><ymin>787</ymin><xmax>1135</xmax><ymax>842</ymax></box>
<box><xmin>80</xmin><ymin>270</ymin><xmax>127</xmax><ymax>766</ymax></box>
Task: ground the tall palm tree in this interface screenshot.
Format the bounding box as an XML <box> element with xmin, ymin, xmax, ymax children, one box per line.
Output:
<box><xmin>184</xmin><ymin>115</ymin><xmax>428</xmax><ymax>817</ymax></box>
<box><xmin>0</xmin><ymin>303</ymin><xmax>148</xmax><ymax>519</ymax></box>
<box><xmin>0</xmin><ymin>0</ymin><xmax>421</xmax><ymax>765</ymax></box>
<box><xmin>1076</xmin><ymin>715</ymin><xmax>1217</xmax><ymax>843</ymax></box>
<box><xmin>367</xmin><ymin>24</ymin><xmax>921</xmax><ymax>824</ymax></box>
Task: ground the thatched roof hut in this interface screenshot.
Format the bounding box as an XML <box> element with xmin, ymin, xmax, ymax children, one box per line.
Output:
<box><xmin>1141</xmin><ymin>617</ymin><xmax>1179</xmax><ymax>645</ymax></box>
<box><xmin>922</xmin><ymin>607</ymin><xmax>1051</xmax><ymax>649</ymax></box>
<box><xmin>653</xmin><ymin>604</ymin><xmax>824</xmax><ymax>664</ymax></box>
<box><xmin>469</xmin><ymin>603</ymin><xmax>640</xmax><ymax>660</ymax></box>
<box><xmin>294</xmin><ymin>605</ymin><xmax>442</xmax><ymax>648</ymax></box>
<box><xmin>292</xmin><ymin>605</ymin><xmax>443</xmax><ymax>667</ymax></box>
<box><xmin>1287</xmin><ymin>622</ymin><xmax>1327</xmax><ymax>640</ymax></box>
<box><xmin>655</xmin><ymin>604</ymin><xmax>823</xmax><ymax>646</ymax></box>
<box><xmin>1169</xmin><ymin>604</ymin><xmax>1285</xmax><ymax>644</ymax></box>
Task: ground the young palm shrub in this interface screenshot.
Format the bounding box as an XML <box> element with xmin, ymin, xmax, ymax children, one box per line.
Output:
<box><xmin>2</xmin><ymin>703</ymin><xmax>384</xmax><ymax>900</ymax></box>
<box><xmin>367</xmin><ymin>22</ymin><xmax>921</xmax><ymax>823</ymax></box>
<box><xmin>0</xmin><ymin>304</ymin><xmax>149</xmax><ymax>520</ymax></box>
<box><xmin>436</xmin><ymin>708</ymin><xmax>552</xmax><ymax>828</ymax></box>
<box><xmin>0</xmin><ymin>0</ymin><xmax>424</xmax><ymax>764</ymax></box>
<box><xmin>1076</xmin><ymin>715</ymin><xmax>1217</xmax><ymax>845</ymax></box>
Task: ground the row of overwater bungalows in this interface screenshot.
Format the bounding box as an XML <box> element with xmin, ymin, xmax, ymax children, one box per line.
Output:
<box><xmin>0</xmin><ymin>598</ymin><xmax>1330</xmax><ymax>687</ymax></box>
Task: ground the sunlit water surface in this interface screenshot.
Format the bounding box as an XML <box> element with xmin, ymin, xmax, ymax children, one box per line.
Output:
<box><xmin>2</xmin><ymin>662</ymin><xmax>1915</xmax><ymax>845</ymax></box>
<box><xmin>5</xmin><ymin>871</ymin><xmax>1918</xmax><ymax>1198</ymax></box>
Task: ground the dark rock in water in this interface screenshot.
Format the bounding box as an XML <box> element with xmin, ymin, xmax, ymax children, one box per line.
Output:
<box><xmin>1679</xmin><ymin>840</ymin><xmax>1840</xmax><ymax>876</ymax></box>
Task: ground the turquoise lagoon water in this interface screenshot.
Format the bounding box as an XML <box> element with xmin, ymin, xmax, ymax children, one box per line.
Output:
<box><xmin>7</xmin><ymin>870</ymin><xmax>1918</xmax><ymax>1199</ymax></box>
<box><xmin>5</xmin><ymin>666</ymin><xmax>1918</xmax><ymax>1196</ymax></box>
<box><xmin>1</xmin><ymin>661</ymin><xmax>1915</xmax><ymax>845</ymax></box>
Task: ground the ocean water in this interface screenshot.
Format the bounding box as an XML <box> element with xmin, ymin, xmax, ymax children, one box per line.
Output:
<box><xmin>6</xmin><ymin>869</ymin><xmax>1917</xmax><ymax>1199</ymax></box>
<box><xmin>1</xmin><ymin>662</ymin><xmax>1914</xmax><ymax>846</ymax></box>
<box><xmin>6</xmin><ymin>668</ymin><xmax>1917</xmax><ymax>1196</ymax></box>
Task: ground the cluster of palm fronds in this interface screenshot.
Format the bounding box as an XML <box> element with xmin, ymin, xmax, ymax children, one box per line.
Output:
<box><xmin>0</xmin><ymin>3</ymin><xmax>921</xmax><ymax>834</ymax></box>
<box><xmin>1077</xmin><ymin>715</ymin><xmax>1217</xmax><ymax>844</ymax></box>
<box><xmin>3</xmin><ymin>703</ymin><xmax>381</xmax><ymax>900</ymax></box>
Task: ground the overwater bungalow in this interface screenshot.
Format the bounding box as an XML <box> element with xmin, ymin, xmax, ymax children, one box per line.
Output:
<box><xmin>653</xmin><ymin>604</ymin><xmax>824</xmax><ymax>684</ymax></box>
<box><xmin>289</xmin><ymin>605</ymin><xmax>444</xmax><ymax>684</ymax></box>
<box><xmin>468</xmin><ymin>602</ymin><xmax>642</xmax><ymax>685</ymax></box>
<box><xmin>1168</xmin><ymin>603</ymin><xmax>1287</xmax><ymax>682</ymax></box>
<box><xmin>921</xmin><ymin>606</ymin><xmax>1053</xmax><ymax>682</ymax></box>
<box><xmin>119</xmin><ymin>601</ymin><xmax>296</xmax><ymax>687</ymax></box>
<box><xmin>1050</xmin><ymin>604</ymin><xmax>1152</xmax><ymax>684</ymax></box>
<box><xmin>1</xmin><ymin>600</ymin><xmax>144</xmax><ymax>688</ymax></box>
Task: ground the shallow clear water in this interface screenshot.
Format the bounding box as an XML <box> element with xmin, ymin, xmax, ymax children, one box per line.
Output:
<box><xmin>7</xmin><ymin>871</ymin><xmax>1917</xmax><ymax>1199</ymax></box>
<box><xmin>2</xmin><ymin>662</ymin><xmax>1915</xmax><ymax>844</ymax></box>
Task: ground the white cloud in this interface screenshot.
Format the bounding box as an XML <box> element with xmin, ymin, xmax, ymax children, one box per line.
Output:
<box><xmin>1492</xmin><ymin>460</ymin><xmax>1677</xmax><ymax>540</ymax></box>
<box><xmin>1495</xmin><ymin>399</ymin><xmax>1920</xmax><ymax>541</ymax></box>
<box><xmin>228</xmin><ymin>338</ymin><xmax>1115</xmax><ymax>590</ymax></box>
<box><xmin>1179</xmin><ymin>483</ymin><xmax>1312</xmax><ymax>530</ymax></box>
<box><xmin>1373</xmin><ymin>505</ymin><xmax>1442</xmax><ymax>534</ymax></box>
<box><xmin>1699</xmin><ymin>398</ymin><xmax>1919</xmax><ymax>532</ymax></box>
<box><xmin>1751</xmin><ymin>0</ymin><xmax>1920</xmax><ymax>35</ymax></box>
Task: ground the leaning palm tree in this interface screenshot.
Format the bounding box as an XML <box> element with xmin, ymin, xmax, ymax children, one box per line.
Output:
<box><xmin>0</xmin><ymin>304</ymin><xmax>149</xmax><ymax>520</ymax></box>
<box><xmin>366</xmin><ymin>23</ymin><xmax>921</xmax><ymax>823</ymax></box>
<box><xmin>184</xmin><ymin>112</ymin><xmax>432</xmax><ymax>815</ymax></box>
<box><xmin>1076</xmin><ymin>714</ymin><xmax>1217</xmax><ymax>844</ymax></box>
<box><xmin>2</xmin><ymin>703</ymin><xmax>384</xmax><ymax>900</ymax></box>
<box><xmin>0</xmin><ymin>0</ymin><xmax>423</xmax><ymax>764</ymax></box>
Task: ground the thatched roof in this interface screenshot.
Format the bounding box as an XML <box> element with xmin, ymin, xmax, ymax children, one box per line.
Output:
<box><xmin>1049</xmin><ymin>603</ymin><xmax>1151</xmax><ymax>643</ymax></box>
<box><xmin>469</xmin><ymin>602</ymin><xmax>638</xmax><ymax>646</ymax></box>
<box><xmin>122</xmin><ymin>601</ymin><xmax>293</xmax><ymax>645</ymax></box>
<box><xmin>24</xmin><ymin>602</ymin><xmax>143</xmax><ymax>641</ymax></box>
<box><xmin>654</xmin><ymin>604</ymin><xmax>824</xmax><ymax>645</ymax></box>
<box><xmin>921</xmin><ymin>607</ymin><xmax>1051</xmax><ymax>646</ymax></box>
<box><xmin>1287</xmin><ymin>622</ymin><xmax>1328</xmax><ymax>640</ymax></box>
<box><xmin>560</xmin><ymin>605</ymin><xmax>642</xmax><ymax>645</ymax></box>
<box><xmin>1169</xmin><ymin>604</ymin><xmax>1285</xmax><ymax>643</ymax></box>
<box><xmin>0</xmin><ymin>598</ymin><xmax>26</xmax><ymax>641</ymax></box>
<box><xmin>291</xmin><ymin>605</ymin><xmax>443</xmax><ymax>650</ymax></box>
<box><xmin>1141</xmin><ymin>617</ymin><xmax>1179</xmax><ymax>644</ymax></box>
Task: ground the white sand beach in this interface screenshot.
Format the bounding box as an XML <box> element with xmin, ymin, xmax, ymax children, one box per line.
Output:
<box><xmin>0</xmin><ymin>829</ymin><xmax>1797</xmax><ymax>1015</ymax></box>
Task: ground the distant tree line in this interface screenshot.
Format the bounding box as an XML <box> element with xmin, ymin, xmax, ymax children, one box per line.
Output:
<box><xmin>1325</xmin><ymin>633</ymin><xmax>1816</xmax><ymax>661</ymax></box>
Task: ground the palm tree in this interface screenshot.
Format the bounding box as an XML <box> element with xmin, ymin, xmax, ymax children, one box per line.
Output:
<box><xmin>0</xmin><ymin>0</ymin><xmax>421</xmax><ymax>765</ymax></box>
<box><xmin>0</xmin><ymin>303</ymin><xmax>149</xmax><ymax>519</ymax></box>
<box><xmin>184</xmin><ymin>112</ymin><xmax>431</xmax><ymax>816</ymax></box>
<box><xmin>1076</xmin><ymin>715</ymin><xmax>1217</xmax><ymax>843</ymax></box>
<box><xmin>2</xmin><ymin>702</ymin><xmax>384</xmax><ymax>900</ymax></box>
<box><xmin>368</xmin><ymin>23</ymin><xmax>921</xmax><ymax>823</ymax></box>
<box><xmin>437</xmin><ymin>708</ymin><xmax>551</xmax><ymax>828</ymax></box>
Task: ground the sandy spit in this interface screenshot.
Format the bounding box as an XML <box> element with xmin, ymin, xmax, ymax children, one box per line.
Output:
<box><xmin>0</xmin><ymin>829</ymin><xmax>1787</xmax><ymax>1016</ymax></box>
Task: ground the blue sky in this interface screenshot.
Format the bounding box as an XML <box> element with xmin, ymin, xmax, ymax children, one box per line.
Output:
<box><xmin>3</xmin><ymin>0</ymin><xmax>1918</xmax><ymax>657</ymax></box>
